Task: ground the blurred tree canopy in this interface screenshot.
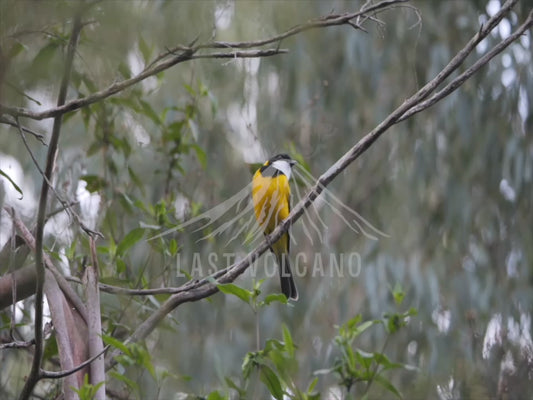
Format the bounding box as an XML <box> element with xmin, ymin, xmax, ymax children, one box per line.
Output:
<box><xmin>0</xmin><ymin>0</ymin><xmax>532</xmax><ymax>399</ymax></box>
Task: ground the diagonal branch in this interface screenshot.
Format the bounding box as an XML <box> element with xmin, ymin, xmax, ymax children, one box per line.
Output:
<box><xmin>105</xmin><ymin>0</ymin><xmax>524</xmax><ymax>368</ymax></box>
<box><xmin>398</xmin><ymin>9</ymin><xmax>533</xmax><ymax>122</ymax></box>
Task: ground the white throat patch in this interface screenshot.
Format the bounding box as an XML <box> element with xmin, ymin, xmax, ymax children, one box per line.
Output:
<box><xmin>271</xmin><ymin>160</ymin><xmax>293</xmax><ymax>179</ymax></box>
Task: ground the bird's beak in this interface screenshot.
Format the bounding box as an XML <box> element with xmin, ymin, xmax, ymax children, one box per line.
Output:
<box><xmin>290</xmin><ymin>159</ymin><xmax>297</xmax><ymax>167</ymax></box>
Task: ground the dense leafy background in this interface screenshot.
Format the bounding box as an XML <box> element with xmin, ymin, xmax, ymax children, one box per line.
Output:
<box><xmin>1</xmin><ymin>1</ymin><xmax>532</xmax><ymax>398</ymax></box>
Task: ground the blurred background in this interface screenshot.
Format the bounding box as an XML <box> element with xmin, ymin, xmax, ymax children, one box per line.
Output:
<box><xmin>1</xmin><ymin>0</ymin><xmax>532</xmax><ymax>398</ymax></box>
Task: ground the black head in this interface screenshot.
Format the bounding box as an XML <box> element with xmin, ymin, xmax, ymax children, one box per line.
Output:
<box><xmin>267</xmin><ymin>153</ymin><xmax>296</xmax><ymax>165</ymax></box>
<box><xmin>260</xmin><ymin>153</ymin><xmax>297</xmax><ymax>177</ymax></box>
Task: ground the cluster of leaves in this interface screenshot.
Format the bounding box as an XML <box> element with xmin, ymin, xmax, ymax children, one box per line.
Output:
<box><xmin>324</xmin><ymin>308</ymin><xmax>417</xmax><ymax>399</ymax></box>
<box><xmin>170</xmin><ymin>281</ymin><xmax>417</xmax><ymax>400</ymax></box>
<box><xmin>72</xmin><ymin>375</ymin><xmax>104</xmax><ymax>400</ymax></box>
<box><xmin>93</xmin><ymin>280</ymin><xmax>415</xmax><ymax>399</ymax></box>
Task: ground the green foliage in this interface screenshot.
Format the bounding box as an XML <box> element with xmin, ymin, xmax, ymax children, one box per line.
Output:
<box><xmin>326</xmin><ymin>313</ymin><xmax>414</xmax><ymax>398</ymax></box>
<box><xmin>232</xmin><ymin>302</ymin><xmax>415</xmax><ymax>400</ymax></box>
<box><xmin>71</xmin><ymin>374</ymin><xmax>105</xmax><ymax>400</ymax></box>
<box><xmin>103</xmin><ymin>335</ymin><xmax>169</xmax><ymax>397</ymax></box>
<box><xmin>240</xmin><ymin>325</ymin><xmax>318</xmax><ymax>400</ymax></box>
<box><xmin>208</xmin><ymin>282</ymin><xmax>415</xmax><ymax>399</ymax></box>
<box><xmin>116</xmin><ymin>227</ymin><xmax>146</xmax><ymax>258</ymax></box>
<box><xmin>216</xmin><ymin>279</ymin><xmax>289</xmax><ymax>312</ymax></box>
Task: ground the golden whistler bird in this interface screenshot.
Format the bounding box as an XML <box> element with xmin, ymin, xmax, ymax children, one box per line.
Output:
<box><xmin>252</xmin><ymin>154</ymin><xmax>298</xmax><ymax>300</ymax></box>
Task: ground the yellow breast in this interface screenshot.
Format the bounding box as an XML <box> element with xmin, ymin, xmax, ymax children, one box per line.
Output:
<box><xmin>252</xmin><ymin>170</ymin><xmax>291</xmax><ymax>234</ymax></box>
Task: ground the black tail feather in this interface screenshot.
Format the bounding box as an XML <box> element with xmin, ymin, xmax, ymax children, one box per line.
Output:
<box><xmin>278</xmin><ymin>253</ymin><xmax>298</xmax><ymax>300</ymax></box>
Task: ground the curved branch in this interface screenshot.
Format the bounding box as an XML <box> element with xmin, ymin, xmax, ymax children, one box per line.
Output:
<box><xmin>398</xmin><ymin>9</ymin><xmax>533</xmax><ymax>122</ymax></box>
<box><xmin>40</xmin><ymin>346</ymin><xmax>110</xmax><ymax>380</ymax></box>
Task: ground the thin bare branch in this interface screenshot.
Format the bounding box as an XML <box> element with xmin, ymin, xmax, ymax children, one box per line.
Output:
<box><xmin>190</xmin><ymin>48</ymin><xmax>288</xmax><ymax>60</ymax></box>
<box><xmin>0</xmin><ymin>0</ymin><xmax>404</xmax><ymax>121</ymax></box>
<box><xmin>197</xmin><ymin>0</ymin><xmax>408</xmax><ymax>49</ymax></box>
<box><xmin>14</xmin><ymin>117</ymin><xmax>47</xmax><ymax>178</ymax></box>
<box><xmin>4</xmin><ymin>82</ymin><xmax>43</xmax><ymax>106</ymax></box>
<box><xmin>0</xmin><ymin>339</ymin><xmax>35</xmax><ymax>350</ymax></box>
<box><xmin>15</xmin><ymin>115</ymin><xmax>103</xmax><ymax>241</ymax></box>
<box><xmin>66</xmin><ymin>274</ymin><xmax>206</xmax><ymax>296</ymax></box>
<box><xmin>45</xmin><ymin>200</ymin><xmax>80</xmax><ymax>222</ymax></box>
<box><xmin>0</xmin><ymin>117</ymin><xmax>47</xmax><ymax>145</ymax></box>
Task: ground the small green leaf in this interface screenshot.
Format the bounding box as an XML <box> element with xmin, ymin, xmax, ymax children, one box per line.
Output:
<box><xmin>392</xmin><ymin>282</ymin><xmax>405</xmax><ymax>305</ymax></box>
<box><xmin>282</xmin><ymin>324</ymin><xmax>294</xmax><ymax>357</ymax></box>
<box><xmin>0</xmin><ymin>169</ymin><xmax>23</xmax><ymax>199</ymax></box>
<box><xmin>43</xmin><ymin>332</ymin><xmax>59</xmax><ymax>361</ymax></box>
<box><xmin>406</xmin><ymin>307</ymin><xmax>418</xmax><ymax>317</ymax></box>
<box><xmin>109</xmin><ymin>371</ymin><xmax>139</xmax><ymax>392</ymax></box>
<box><xmin>217</xmin><ymin>283</ymin><xmax>252</xmax><ymax>304</ymax></box>
<box><xmin>139</xmin><ymin>99</ymin><xmax>161</xmax><ymax>126</ymax></box>
<box><xmin>80</xmin><ymin>175</ymin><xmax>107</xmax><ymax>193</ymax></box>
<box><xmin>242</xmin><ymin>352</ymin><xmax>260</xmax><ymax>379</ymax></box>
<box><xmin>263</xmin><ymin>338</ymin><xmax>285</xmax><ymax>353</ymax></box>
<box><xmin>184</xmin><ymin>83</ymin><xmax>195</xmax><ymax>96</ymax></box>
<box><xmin>102</xmin><ymin>334</ymin><xmax>131</xmax><ymax>357</ymax></box>
<box><xmin>373</xmin><ymin>352</ymin><xmax>403</xmax><ymax>371</ymax></box>
<box><xmin>31</xmin><ymin>42</ymin><xmax>59</xmax><ymax>72</ymax></box>
<box><xmin>116</xmin><ymin>228</ymin><xmax>145</xmax><ymax>257</ymax></box>
<box><xmin>353</xmin><ymin>320</ymin><xmax>377</xmax><ymax>338</ymax></box>
<box><xmin>374</xmin><ymin>374</ymin><xmax>403</xmax><ymax>399</ymax></box>
<box><xmin>189</xmin><ymin>143</ymin><xmax>207</xmax><ymax>169</ymax></box>
<box><xmin>386</xmin><ymin>314</ymin><xmax>402</xmax><ymax>334</ymax></box>
<box><xmin>138</xmin><ymin>36</ymin><xmax>152</xmax><ymax>63</ymax></box>
<box><xmin>169</xmin><ymin>238</ymin><xmax>178</xmax><ymax>256</ymax></box>
<box><xmin>47</xmin><ymin>249</ymin><xmax>62</xmax><ymax>262</ymax></box>
<box><xmin>97</xmin><ymin>246</ymin><xmax>109</xmax><ymax>254</ymax></box>
<box><xmin>8</xmin><ymin>41</ymin><xmax>26</xmax><ymax>59</ymax></box>
<box><xmin>354</xmin><ymin>349</ymin><xmax>374</xmax><ymax>370</ymax></box>
<box><xmin>260</xmin><ymin>366</ymin><xmax>284</xmax><ymax>400</ymax></box>
<box><xmin>263</xmin><ymin>293</ymin><xmax>288</xmax><ymax>306</ymax></box>
<box><xmin>206</xmin><ymin>390</ymin><xmax>226</xmax><ymax>400</ymax></box>
<box><xmin>128</xmin><ymin>166</ymin><xmax>145</xmax><ymax>193</ymax></box>
<box><xmin>225</xmin><ymin>377</ymin><xmax>246</xmax><ymax>397</ymax></box>
<box><xmin>133</xmin><ymin>344</ymin><xmax>156</xmax><ymax>379</ymax></box>
<box><xmin>116</xmin><ymin>257</ymin><xmax>126</xmax><ymax>274</ymax></box>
